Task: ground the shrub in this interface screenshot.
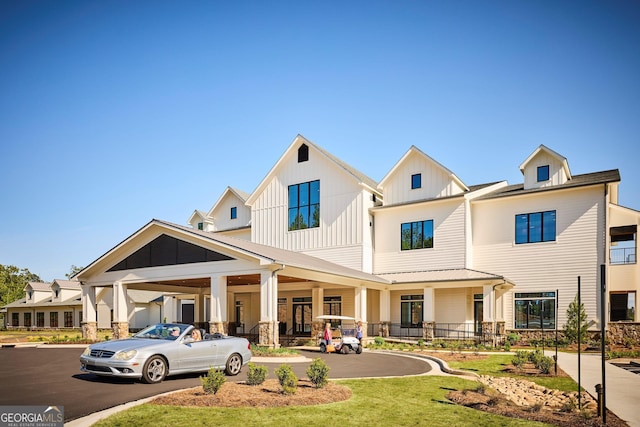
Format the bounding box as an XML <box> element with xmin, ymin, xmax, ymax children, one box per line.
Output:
<box><xmin>275</xmin><ymin>364</ymin><xmax>297</xmax><ymax>395</ymax></box>
<box><xmin>246</xmin><ymin>362</ymin><xmax>268</xmax><ymax>386</ymax></box>
<box><xmin>512</xmin><ymin>350</ymin><xmax>528</xmax><ymax>369</ymax></box>
<box><xmin>374</xmin><ymin>336</ymin><xmax>385</xmax><ymax>346</ymax></box>
<box><xmin>507</xmin><ymin>332</ymin><xmax>520</xmax><ymax>345</ymax></box>
<box><xmin>504</xmin><ymin>340</ymin><xmax>511</xmax><ymax>351</ymax></box>
<box><xmin>306</xmin><ymin>357</ymin><xmax>330</xmax><ymax>389</ymax></box>
<box><xmin>201</xmin><ymin>368</ymin><xmax>226</xmax><ymax>394</ymax></box>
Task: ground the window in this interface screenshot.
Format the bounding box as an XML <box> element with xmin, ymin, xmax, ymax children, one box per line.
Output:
<box><xmin>54</xmin><ymin>288</ymin><xmax>59</xmax><ymax>298</ymax></box>
<box><xmin>537</xmin><ymin>165</ymin><xmax>550</xmax><ymax>182</ymax></box>
<box><xmin>515</xmin><ymin>211</ymin><xmax>556</xmax><ymax>244</ymax></box>
<box><xmin>50</xmin><ymin>312</ymin><xmax>58</xmax><ymax>328</ymax></box>
<box><xmin>323</xmin><ymin>296</ymin><xmax>342</xmax><ymax>316</ymax></box>
<box><xmin>514</xmin><ymin>292</ymin><xmax>556</xmax><ymax>329</ymax></box>
<box><xmin>12</xmin><ymin>313</ymin><xmax>19</xmax><ymax>327</ymax></box>
<box><xmin>197</xmin><ymin>222</ymin><xmax>203</xmax><ymax>230</ymax></box>
<box><xmin>411</xmin><ymin>173</ymin><xmax>422</xmax><ymax>189</ymax></box>
<box><xmin>230</xmin><ymin>207</ymin><xmax>237</xmax><ymax>219</ymax></box>
<box><xmin>79</xmin><ymin>311</ymin><xmax>82</xmax><ymax>324</ymax></box>
<box><xmin>27</xmin><ymin>290</ymin><xmax>32</xmax><ymax>300</ymax></box>
<box><xmin>298</xmin><ymin>143</ymin><xmax>309</xmax><ymax>162</ymax></box>
<box><xmin>610</xmin><ymin>292</ymin><xmax>635</xmax><ymax>321</ymax></box>
<box><xmin>36</xmin><ymin>312</ymin><xmax>44</xmax><ymax>327</ymax></box>
<box><xmin>610</xmin><ymin>225</ymin><xmax>636</xmax><ymax>265</ymax></box>
<box><xmin>401</xmin><ymin>295</ymin><xmax>423</xmax><ymax>327</ymax></box>
<box><xmin>401</xmin><ymin>220</ymin><xmax>434</xmax><ymax>250</ymax></box>
<box><xmin>288</xmin><ymin>180</ymin><xmax>320</xmax><ymax>231</ymax></box>
<box><xmin>24</xmin><ymin>313</ymin><xmax>31</xmax><ymax>327</ymax></box>
<box><xmin>64</xmin><ymin>311</ymin><xmax>73</xmax><ymax>327</ymax></box>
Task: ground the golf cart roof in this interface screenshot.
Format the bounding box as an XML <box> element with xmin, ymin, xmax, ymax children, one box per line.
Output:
<box><xmin>316</xmin><ymin>315</ymin><xmax>357</xmax><ymax>321</ymax></box>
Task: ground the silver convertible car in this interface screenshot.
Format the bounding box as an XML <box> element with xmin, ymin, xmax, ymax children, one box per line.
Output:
<box><xmin>80</xmin><ymin>323</ymin><xmax>252</xmax><ymax>383</ymax></box>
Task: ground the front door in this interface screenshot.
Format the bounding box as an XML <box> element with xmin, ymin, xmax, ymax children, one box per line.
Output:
<box><xmin>292</xmin><ymin>303</ymin><xmax>312</xmax><ymax>335</ymax></box>
<box><xmin>474</xmin><ymin>300</ymin><xmax>483</xmax><ymax>336</ymax></box>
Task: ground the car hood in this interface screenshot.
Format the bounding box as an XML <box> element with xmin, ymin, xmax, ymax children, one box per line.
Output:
<box><xmin>89</xmin><ymin>338</ymin><xmax>170</xmax><ymax>353</ymax></box>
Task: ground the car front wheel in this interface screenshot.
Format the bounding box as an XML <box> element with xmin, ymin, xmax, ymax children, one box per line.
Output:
<box><xmin>225</xmin><ymin>353</ymin><xmax>243</xmax><ymax>376</ymax></box>
<box><xmin>142</xmin><ymin>355</ymin><xmax>167</xmax><ymax>383</ymax></box>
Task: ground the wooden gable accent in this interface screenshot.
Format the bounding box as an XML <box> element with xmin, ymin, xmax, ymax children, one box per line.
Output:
<box><xmin>107</xmin><ymin>234</ymin><xmax>234</xmax><ymax>272</ymax></box>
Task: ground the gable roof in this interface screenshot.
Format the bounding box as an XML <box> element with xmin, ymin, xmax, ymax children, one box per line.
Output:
<box><xmin>77</xmin><ymin>218</ymin><xmax>390</xmax><ymax>286</ymax></box>
<box><xmin>187</xmin><ymin>209</ymin><xmax>210</xmax><ymax>225</ymax></box>
<box><xmin>519</xmin><ymin>144</ymin><xmax>571</xmax><ymax>179</ymax></box>
<box><xmin>52</xmin><ymin>279</ymin><xmax>81</xmax><ymax>290</ymax></box>
<box><xmin>476</xmin><ymin>169</ymin><xmax>620</xmax><ymax>201</ymax></box>
<box><xmin>378</xmin><ymin>145</ymin><xmax>469</xmax><ymax>191</ymax></box>
<box><xmin>207</xmin><ymin>186</ymin><xmax>250</xmax><ymax>216</ymax></box>
<box><xmin>245</xmin><ymin>134</ymin><xmax>380</xmax><ymax>206</ymax></box>
<box><xmin>24</xmin><ymin>282</ymin><xmax>50</xmax><ymax>291</ymax></box>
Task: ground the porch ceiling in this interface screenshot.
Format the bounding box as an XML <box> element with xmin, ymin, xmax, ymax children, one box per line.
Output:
<box><xmin>131</xmin><ymin>274</ymin><xmax>312</xmax><ymax>290</ymax></box>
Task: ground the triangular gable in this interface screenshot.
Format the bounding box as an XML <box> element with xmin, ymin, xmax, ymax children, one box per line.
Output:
<box><xmin>519</xmin><ymin>144</ymin><xmax>571</xmax><ymax>179</ymax></box>
<box><xmin>207</xmin><ymin>186</ymin><xmax>249</xmax><ymax>217</ymax></box>
<box><xmin>245</xmin><ymin>134</ymin><xmax>380</xmax><ymax>206</ymax></box>
<box><xmin>379</xmin><ymin>145</ymin><xmax>468</xmax><ymax>191</ymax></box>
<box><xmin>187</xmin><ymin>209</ymin><xmax>210</xmax><ymax>225</ymax></box>
<box><xmin>107</xmin><ymin>233</ymin><xmax>234</xmax><ymax>272</ymax></box>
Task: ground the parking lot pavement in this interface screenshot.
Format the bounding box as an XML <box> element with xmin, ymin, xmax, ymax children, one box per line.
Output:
<box><xmin>0</xmin><ymin>347</ymin><xmax>432</xmax><ymax>423</ymax></box>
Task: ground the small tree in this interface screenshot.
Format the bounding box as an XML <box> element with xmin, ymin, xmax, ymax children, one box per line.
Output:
<box><xmin>306</xmin><ymin>357</ymin><xmax>330</xmax><ymax>389</ymax></box>
<box><xmin>246</xmin><ymin>362</ymin><xmax>268</xmax><ymax>386</ymax></box>
<box><xmin>201</xmin><ymin>368</ymin><xmax>226</xmax><ymax>394</ymax></box>
<box><xmin>564</xmin><ymin>294</ymin><xmax>589</xmax><ymax>345</ymax></box>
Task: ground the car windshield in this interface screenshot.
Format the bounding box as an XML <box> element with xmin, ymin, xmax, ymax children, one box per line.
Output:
<box><xmin>134</xmin><ymin>324</ymin><xmax>189</xmax><ymax>340</ymax></box>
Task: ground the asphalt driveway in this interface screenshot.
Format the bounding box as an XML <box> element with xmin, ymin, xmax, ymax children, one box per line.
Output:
<box><xmin>0</xmin><ymin>347</ymin><xmax>431</xmax><ymax>422</ymax></box>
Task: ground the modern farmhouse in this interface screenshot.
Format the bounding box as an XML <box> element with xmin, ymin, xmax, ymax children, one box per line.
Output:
<box><xmin>8</xmin><ymin>135</ymin><xmax>637</xmax><ymax>346</ymax></box>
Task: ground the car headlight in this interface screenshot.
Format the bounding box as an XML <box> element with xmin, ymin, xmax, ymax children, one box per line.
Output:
<box><xmin>82</xmin><ymin>347</ymin><xmax>91</xmax><ymax>356</ymax></box>
<box><xmin>114</xmin><ymin>350</ymin><xmax>137</xmax><ymax>360</ymax></box>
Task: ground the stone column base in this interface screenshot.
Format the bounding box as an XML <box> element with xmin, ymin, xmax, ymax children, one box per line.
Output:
<box><xmin>259</xmin><ymin>321</ymin><xmax>279</xmax><ymax>348</ymax></box>
<box><xmin>111</xmin><ymin>322</ymin><xmax>129</xmax><ymax>340</ymax></box>
<box><xmin>482</xmin><ymin>321</ymin><xmax>496</xmax><ymax>344</ymax></box>
<box><xmin>209</xmin><ymin>321</ymin><xmax>228</xmax><ymax>335</ymax></box>
<box><xmin>423</xmin><ymin>321</ymin><xmax>436</xmax><ymax>341</ymax></box>
<box><xmin>380</xmin><ymin>322</ymin><xmax>390</xmax><ymax>337</ymax></box>
<box><xmin>82</xmin><ymin>321</ymin><xmax>98</xmax><ymax>341</ymax></box>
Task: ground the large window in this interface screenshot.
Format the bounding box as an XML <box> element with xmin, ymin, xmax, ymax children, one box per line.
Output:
<box><xmin>36</xmin><ymin>312</ymin><xmax>44</xmax><ymax>327</ymax></box>
<box><xmin>324</xmin><ymin>296</ymin><xmax>342</xmax><ymax>328</ymax></box>
<box><xmin>401</xmin><ymin>295</ymin><xmax>423</xmax><ymax>327</ymax></box>
<box><xmin>12</xmin><ymin>313</ymin><xmax>19</xmax><ymax>327</ymax></box>
<box><xmin>50</xmin><ymin>312</ymin><xmax>58</xmax><ymax>328</ymax></box>
<box><xmin>401</xmin><ymin>220</ymin><xmax>434</xmax><ymax>250</ymax></box>
<box><xmin>514</xmin><ymin>292</ymin><xmax>556</xmax><ymax>329</ymax></box>
<box><xmin>610</xmin><ymin>292</ymin><xmax>636</xmax><ymax>321</ymax></box>
<box><xmin>288</xmin><ymin>180</ymin><xmax>320</xmax><ymax>231</ymax></box>
<box><xmin>24</xmin><ymin>313</ymin><xmax>31</xmax><ymax>327</ymax></box>
<box><xmin>64</xmin><ymin>311</ymin><xmax>73</xmax><ymax>327</ymax></box>
<box><xmin>515</xmin><ymin>211</ymin><xmax>556</xmax><ymax>244</ymax></box>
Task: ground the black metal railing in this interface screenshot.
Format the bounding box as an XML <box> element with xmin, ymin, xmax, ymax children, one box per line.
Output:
<box><xmin>388</xmin><ymin>323</ymin><xmax>423</xmax><ymax>338</ymax></box>
<box><xmin>434</xmin><ymin>323</ymin><xmax>478</xmax><ymax>340</ymax></box>
<box><xmin>610</xmin><ymin>247</ymin><xmax>636</xmax><ymax>265</ymax></box>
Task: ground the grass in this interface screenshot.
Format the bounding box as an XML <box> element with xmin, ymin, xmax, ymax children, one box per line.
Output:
<box><xmin>447</xmin><ymin>354</ymin><xmax>579</xmax><ymax>392</ymax></box>
<box><xmin>0</xmin><ymin>329</ymin><xmax>112</xmax><ymax>342</ymax></box>
<box><xmin>250</xmin><ymin>344</ymin><xmax>300</xmax><ymax>357</ymax></box>
<box><xmin>92</xmin><ymin>376</ymin><xmax>552</xmax><ymax>427</ymax></box>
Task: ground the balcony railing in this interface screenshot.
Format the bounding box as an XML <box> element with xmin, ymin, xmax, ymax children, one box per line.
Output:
<box><xmin>610</xmin><ymin>247</ymin><xmax>636</xmax><ymax>265</ymax></box>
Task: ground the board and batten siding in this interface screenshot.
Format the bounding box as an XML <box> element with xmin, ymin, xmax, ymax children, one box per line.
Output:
<box><xmin>472</xmin><ymin>186</ymin><xmax>606</xmax><ymax>330</ymax></box>
<box><xmin>373</xmin><ymin>198</ymin><xmax>467</xmax><ymax>273</ymax></box>
<box><xmin>251</xmin><ymin>148</ymin><xmax>374</xmax><ymax>272</ymax></box>
<box><xmin>382</xmin><ymin>150</ymin><xmax>465</xmax><ymax>206</ymax></box>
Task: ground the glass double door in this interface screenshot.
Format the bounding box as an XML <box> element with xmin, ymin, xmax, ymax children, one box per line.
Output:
<box><xmin>293</xmin><ymin>303</ymin><xmax>312</xmax><ymax>334</ymax></box>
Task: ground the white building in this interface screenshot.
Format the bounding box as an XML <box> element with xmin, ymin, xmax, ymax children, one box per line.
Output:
<box><xmin>71</xmin><ymin>135</ymin><xmax>637</xmax><ymax>345</ymax></box>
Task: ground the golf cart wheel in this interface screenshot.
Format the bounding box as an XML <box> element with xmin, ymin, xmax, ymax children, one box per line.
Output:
<box><xmin>320</xmin><ymin>343</ymin><xmax>327</xmax><ymax>353</ymax></box>
<box><xmin>356</xmin><ymin>344</ymin><xmax>363</xmax><ymax>354</ymax></box>
<box><xmin>341</xmin><ymin>344</ymin><xmax>349</xmax><ymax>354</ymax></box>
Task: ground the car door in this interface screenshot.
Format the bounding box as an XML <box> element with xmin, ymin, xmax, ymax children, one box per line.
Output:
<box><xmin>178</xmin><ymin>338</ymin><xmax>218</xmax><ymax>371</ymax></box>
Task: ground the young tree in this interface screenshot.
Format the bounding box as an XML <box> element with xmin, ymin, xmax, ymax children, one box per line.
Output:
<box><xmin>65</xmin><ymin>265</ymin><xmax>84</xmax><ymax>279</ymax></box>
<box><xmin>0</xmin><ymin>264</ymin><xmax>42</xmax><ymax>306</ymax></box>
<box><xmin>564</xmin><ymin>294</ymin><xmax>589</xmax><ymax>344</ymax></box>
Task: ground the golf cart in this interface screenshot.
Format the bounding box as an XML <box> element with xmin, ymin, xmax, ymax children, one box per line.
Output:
<box><xmin>317</xmin><ymin>315</ymin><xmax>363</xmax><ymax>354</ymax></box>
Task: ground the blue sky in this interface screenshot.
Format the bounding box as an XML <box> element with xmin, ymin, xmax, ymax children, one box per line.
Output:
<box><xmin>1</xmin><ymin>1</ymin><xmax>639</xmax><ymax>282</ymax></box>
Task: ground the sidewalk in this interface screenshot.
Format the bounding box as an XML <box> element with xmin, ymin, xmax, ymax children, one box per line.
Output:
<box><xmin>550</xmin><ymin>351</ymin><xmax>640</xmax><ymax>427</ymax></box>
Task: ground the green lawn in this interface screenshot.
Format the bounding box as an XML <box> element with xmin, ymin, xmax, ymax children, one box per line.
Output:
<box><xmin>447</xmin><ymin>354</ymin><xmax>579</xmax><ymax>392</ymax></box>
<box><xmin>93</xmin><ymin>376</ymin><xmax>552</xmax><ymax>427</ymax></box>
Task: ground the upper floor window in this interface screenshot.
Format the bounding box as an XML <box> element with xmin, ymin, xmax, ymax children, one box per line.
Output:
<box><xmin>610</xmin><ymin>225</ymin><xmax>636</xmax><ymax>265</ymax></box>
<box><xmin>230</xmin><ymin>207</ymin><xmax>237</xmax><ymax>219</ymax></box>
<box><xmin>537</xmin><ymin>165</ymin><xmax>550</xmax><ymax>182</ymax></box>
<box><xmin>288</xmin><ymin>180</ymin><xmax>320</xmax><ymax>231</ymax></box>
<box><xmin>515</xmin><ymin>211</ymin><xmax>556</xmax><ymax>244</ymax></box>
<box><xmin>411</xmin><ymin>173</ymin><xmax>422</xmax><ymax>189</ymax></box>
<box><xmin>401</xmin><ymin>219</ymin><xmax>434</xmax><ymax>250</ymax></box>
<box><xmin>197</xmin><ymin>222</ymin><xmax>203</xmax><ymax>230</ymax></box>
<box><xmin>54</xmin><ymin>288</ymin><xmax>59</xmax><ymax>298</ymax></box>
<box><xmin>298</xmin><ymin>144</ymin><xmax>309</xmax><ymax>163</ymax></box>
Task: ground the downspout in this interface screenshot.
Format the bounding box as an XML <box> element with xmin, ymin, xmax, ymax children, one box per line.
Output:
<box><xmin>603</xmin><ymin>184</ymin><xmax>609</xmax><ymax>330</ymax></box>
<box><xmin>272</xmin><ymin>265</ymin><xmax>285</xmax><ymax>347</ymax></box>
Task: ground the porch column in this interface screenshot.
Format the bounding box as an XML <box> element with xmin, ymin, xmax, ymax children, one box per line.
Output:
<box><xmin>380</xmin><ymin>289</ymin><xmax>390</xmax><ymax>337</ymax></box>
<box><xmin>355</xmin><ymin>286</ymin><xmax>367</xmax><ymax>340</ymax></box>
<box><xmin>482</xmin><ymin>284</ymin><xmax>496</xmax><ymax>343</ymax></box>
<box><xmin>209</xmin><ymin>275</ymin><xmax>227</xmax><ymax>334</ymax></box>
<box><xmin>259</xmin><ymin>271</ymin><xmax>279</xmax><ymax>347</ymax></box>
<box><xmin>194</xmin><ymin>292</ymin><xmax>205</xmax><ymax>326</ymax></box>
<box><xmin>423</xmin><ymin>287</ymin><xmax>436</xmax><ymax>340</ymax></box>
<box><xmin>111</xmin><ymin>281</ymin><xmax>129</xmax><ymax>339</ymax></box>
<box><xmin>81</xmin><ymin>284</ymin><xmax>97</xmax><ymax>341</ymax></box>
<box><xmin>312</xmin><ymin>287</ymin><xmax>324</xmax><ymax>341</ymax></box>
